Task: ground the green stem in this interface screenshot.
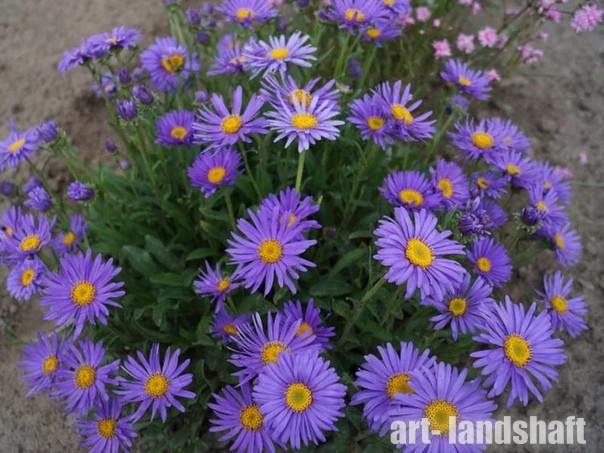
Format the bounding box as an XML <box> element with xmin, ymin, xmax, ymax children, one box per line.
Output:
<box><xmin>424</xmin><ymin>109</ymin><xmax>457</xmax><ymax>165</ymax></box>
<box><xmin>241</xmin><ymin>145</ymin><xmax>262</xmax><ymax>199</ymax></box>
<box><xmin>224</xmin><ymin>190</ymin><xmax>237</xmax><ymax>230</ymax></box>
<box><xmin>294</xmin><ymin>151</ymin><xmax>306</xmax><ymax>193</ymax></box>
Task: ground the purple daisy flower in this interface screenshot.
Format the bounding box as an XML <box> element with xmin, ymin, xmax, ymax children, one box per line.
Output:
<box><xmin>362</xmin><ymin>19</ymin><xmax>402</xmax><ymax>46</ymax></box>
<box><xmin>209</xmin><ymin>383</ymin><xmax>279</xmax><ymax>453</ymax></box>
<box><xmin>6</xmin><ymin>212</ymin><xmax>54</xmax><ymax>261</ymax></box>
<box><xmin>58</xmin><ymin>40</ymin><xmax>95</xmax><ymax>73</ymax></box>
<box><xmin>7</xmin><ymin>256</ymin><xmax>47</xmax><ymax>301</ymax></box>
<box><xmin>35</xmin><ymin>121</ymin><xmax>58</xmax><ymax>143</ymax></box>
<box><xmin>245</xmin><ymin>32</ymin><xmax>317</xmax><ymax>79</ymax></box>
<box><xmin>226</xmin><ymin>207</ymin><xmax>317</xmax><ymax>296</ymax></box>
<box><xmin>116</xmin><ymin>343</ymin><xmax>195</xmax><ymax>422</ymax></box>
<box><xmin>467</xmin><ymin>237</ymin><xmax>512</xmax><ymax>288</ymax></box>
<box><xmin>471</xmin><ymin>171</ymin><xmax>508</xmax><ymax>199</ymax></box>
<box><xmin>253</xmin><ymin>351</ymin><xmax>347</xmax><ymax>449</ymax></box>
<box><xmin>0</xmin><ymin>122</ymin><xmax>39</xmax><ymax>171</ymax></box>
<box><xmin>19</xmin><ymin>332</ymin><xmax>71</xmax><ymax>396</ymax></box>
<box><xmin>491</xmin><ymin>118</ymin><xmax>531</xmax><ymax>154</ymax></box>
<box><xmin>208</xmin><ymin>35</ymin><xmax>250</xmax><ymax>76</ymax></box>
<box><xmin>75</xmin><ymin>398</ymin><xmax>137</xmax><ymax>453</ymax></box>
<box><xmin>54</xmin><ymin>339</ymin><xmax>120</xmax><ymax>415</ymax></box>
<box><xmin>491</xmin><ymin>150</ymin><xmax>539</xmax><ymax>189</ymax></box>
<box><xmin>258</xmin><ymin>187</ymin><xmax>321</xmax><ymax>235</ymax></box>
<box><xmin>538</xmin><ymin>223</ymin><xmax>582</xmax><ymax>267</ymax></box>
<box><xmin>229</xmin><ymin>312</ymin><xmax>317</xmax><ymax>384</ymax></box>
<box><xmin>379</xmin><ymin>170</ymin><xmax>443</xmax><ymax>211</ymax></box>
<box><xmin>381</xmin><ymin>0</ymin><xmax>411</xmax><ymax>15</ymax></box>
<box><xmin>471</xmin><ymin>297</ymin><xmax>566</xmax><ymax>407</ymax></box>
<box><xmin>194</xmin><ymin>261</ymin><xmax>241</xmax><ymax>313</ymax></box>
<box><xmin>392</xmin><ymin>362</ymin><xmax>497</xmax><ymax>451</ymax></box>
<box><xmin>281</xmin><ymin>299</ymin><xmax>335</xmax><ymax>350</ymax></box>
<box><xmin>140</xmin><ymin>37</ymin><xmax>200</xmax><ymax>93</ymax></box>
<box><xmin>217</xmin><ymin>0</ymin><xmax>278</xmax><ymax>28</ymax></box>
<box><xmin>211</xmin><ymin>310</ymin><xmax>252</xmax><ymax>343</ymax></box>
<box><xmin>0</xmin><ymin>205</ymin><xmax>22</xmax><ymax>262</ymax></box>
<box><xmin>422</xmin><ymin>274</ymin><xmax>495</xmax><ymax>340</ymax></box>
<box><xmin>526</xmin><ymin>185</ymin><xmax>567</xmax><ymax>231</ymax></box>
<box><xmin>187</xmin><ymin>148</ymin><xmax>243</xmax><ymax>198</ymax></box>
<box><xmin>155</xmin><ymin>110</ymin><xmax>196</xmax><ymax>146</ymax></box>
<box><xmin>52</xmin><ymin>213</ymin><xmax>88</xmax><ymax>255</ymax></box>
<box><xmin>97</xmin><ymin>26</ymin><xmax>143</xmax><ymax>51</ymax></box>
<box><xmin>430</xmin><ymin>159</ymin><xmax>470</xmax><ymax>210</ymax></box>
<box><xmin>39</xmin><ymin>249</ymin><xmax>125</xmax><ymax>336</ymax></box>
<box><xmin>91</xmin><ymin>72</ymin><xmax>119</xmax><ymax>99</ymax></box>
<box><xmin>67</xmin><ymin>181</ymin><xmax>95</xmax><ymax>201</ymax></box>
<box><xmin>326</xmin><ymin>0</ymin><xmax>387</xmax><ymax>32</ymax></box>
<box><xmin>536</xmin><ymin>271</ymin><xmax>588</xmax><ymax>338</ymax></box>
<box><xmin>24</xmin><ymin>186</ymin><xmax>53</xmax><ymax>212</ymax></box>
<box><xmin>348</xmin><ymin>94</ymin><xmax>395</xmax><ymax>150</ymax></box>
<box><xmin>374</xmin><ymin>207</ymin><xmax>466</xmax><ymax>300</ymax></box>
<box><xmin>440</xmin><ymin>59</ymin><xmax>491</xmax><ymax>100</ymax></box>
<box><xmin>478</xmin><ymin>197</ymin><xmax>507</xmax><ymax>228</ymax></box>
<box><xmin>260</xmin><ymin>75</ymin><xmax>340</xmax><ymax>110</ymax></box>
<box><xmin>448</xmin><ymin>117</ymin><xmax>506</xmax><ymax>162</ymax></box>
<box><xmin>266</xmin><ymin>91</ymin><xmax>344</xmax><ymax>153</ymax></box>
<box><xmin>373</xmin><ymin>81</ymin><xmax>436</xmax><ymax>141</ymax></box>
<box><xmin>351</xmin><ymin>341</ymin><xmax>435</xmax><ymax>436</ymax></box>
<box><xmin>193</xmin><ymin>86</ymin><xmax>267</xmax><ymax>149</ymax></box>
<box><xmin>535</xmin><ymin>161</ymin><xmax>573</xmax><ymax>206</ymax></box>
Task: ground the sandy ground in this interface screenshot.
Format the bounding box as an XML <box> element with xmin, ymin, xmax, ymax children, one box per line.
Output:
<box><xmin>0</xmin><ymin>1</ymin><xmax>602</xmax><ymax>451</ymax></box>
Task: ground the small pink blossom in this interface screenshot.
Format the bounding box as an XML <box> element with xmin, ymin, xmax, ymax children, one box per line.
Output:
<box><xmin>571</xmin><ymin>4</ymin><xmax>604</xmax><ymax>32</ymax></box>
<box><xmin>416</xmin><ymin>6</ymin><xmax>431</xmax><ymax>21</ymax></box>
<box><xmin>578</xmin><ymin>152</ymin><xmax>589</xmax><ymax>165</ymax></box>
<box><xmin>554</xmin><ymin>166</ymin><xmax>573</xmax><ymax>179</ymax></box>
<box><xmin>401</xmin><ymin>14</ymin><xmax>416</xmax><ymax>26</ymax></box>
<box><xmin>433</xmin><ymin>19</ymin><xmax>441</xmax><ymax>27</ymax></box>
<box><xmin>478</xmin><ymin>26</ymin><xmax>498</xmax><ymax>47</ymax></box>
<box><xmin>496</xmin><ymin>34</ymin><xmax>509</xmax><ymax>49</ymax></box>
<box><xmin>547</xmin><ymin>9</ymin><xmax>562</xmax><ymax>22</ymax></box>
<box><xmin>472</xmin><ymin>2</ymin><xmax>482</xmax><ymax>14</ymax></box>
<box><xmin>486</xmin><ymin>69</ymin><xmax>501</xmax><ymax>82</ymax></box>
<box><xmin>459</xmin><ymin>0</ymin><xmax>473</xmax><ymax>5</ymax></box>
<box><xmin>432</xmin><ymin>39</ymin><xmax>452</xmax><ymax>58</ymax></box>
<box><xmin>538</xmin><ymin>31</ymin><xmax>549</xmax><ymax>41</ymax></box>
<box><xmin>518</xmin><ymin>44</ymin><xmax>544</xmax><ymax>64</ymax></box>
<box><xmin>456</xmin><ymin>33</ymin><xmax>475</xmax><ymax>53</ymax></box>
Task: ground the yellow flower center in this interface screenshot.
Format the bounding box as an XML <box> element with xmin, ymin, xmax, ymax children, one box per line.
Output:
<box><xmin>551</xmin><ymin>295</ymin><xmax>568</xmax><ymax>313</ymax></box>
<box><xmin>285</xmin><ymin>382</ymin><xmax>313</xmax><ymax>412</ymax></box>
<box><xmin>544</xmin><ymin>180</ymin><xmax>552</xmax><ymax>190</ymax></box>
<box><xmin>97</xmin><ymin>418</ymin><xmax>117</xmax><ymax>439</ymax></box>
<box><xmin>405</xmin><ymin>238</ymin><xmax>434</xmax><ymax>269</ymax></box>
<box><xmin>288</xmin><ymin>89</ymin><xmax>312</xmax><ymax>108</ymax></box>
<box><xmin>448</xmin><ymin>297</ymin><xmax>467</xmax><ymax>316</ymax></box>
<box><xmin>391</xmin><ymin>104</ymin><xmax>414</xmax><ymax>125</ymax></box>
<box><xmin>425</xmin><ymin>400</ymin><xmax>459</xmax><ymax>435</ymax></box>
<box><xmin>476</xmin><ymin>176</ymin><xmax>490</xmax><ymax>189</ymax></box>
<box><xmin>170</xmin><ymin>126</ymin><xmax>188</xmax><ymax>140</ymax></box>
<box><xmin>74</xmin><ymin>365</ymin><xmax>96</xmax><ymax>389</ymax></box>
<box><xmin>236</xmin><ymin>7</ymin><xmax>255</xmax><ymax>20</ymax></box>
<box><xmin>386</xmin><ymin>373</ymin><xmax>413</xmax><ymax>399</ymax></box>
<box><xmin>229</xmin><ymin>55</ymin><xmax>247</xmax><ymax>66</ymax></box>
<box><xmin>260</xmin><ymin>341</ymin><xmax>288</xmax><ymax>365</ymax></box>
<box><xmin>384</xmin><ymin>0</ymin><xmax>395</xmax><ymax>5</ymax></box>
<box><xmin>270</xmin><ymin>47</ymin><xmax>290</xmax><ymax>60</ymax></box>
<box><xmin>240</xmin><ymin>404</ymin><xmax>264</xmax><ymax>431</ymax></box>
<box><xmin>217</xmin><ymin>278</ymin><xmax>230</xmax><ymax>292</ymax></box>
<box><xmin>287</xmin><ymin>213</ymin><xmax>297</xmax><ymax>227</ymax></box>
<box><xmin>160</xmin><ymin>54</ymin><xmax>185</xmax><ymax>74</ymax></box>
<box><xmin>399</xmin><ymin>189</ymin><xmax>424</xmax><ymax>207</ymax></box>
<box><xmin>471</xmin><ymin>132</ymin><xmax>494</xmax><ymax>149</ymax></box>
<box><xmin>71</xmin><ymin>281</ymin><xmax>97</xmax><ymax>307</ymax></box>
<box><xmin>476</xmin><ymin>257</ymin><xmax>492</xmax><ymax>273</ymax></box>
<box><xmin>504</xmin><ymin>334</ymin><xmax>532</xmax><ymax>367</ymax></box>
<box><xmin>437</xmin><ymin>178</ymin><xmax>453</xmax><ymax>198</ymax></box>
<box><xmin>207</xmin><ymin>166</ymin><xmax>227</xmax><ymax>184</ymax></box>
<box><xmin>366</xmin><ymin>28</ymin><xmax>381</xmax><ymax>39</ymax></box>
<box><xmin>63</xmin><ymin>231</ymin><xmax>76</xmax><ymax>246</ymax></box>
<box><xmin>367</xmin><ymin>116</ymin><xmax>385</xmax><ymax>131</ymax></box>
<box><xmin>505</xmin><ymin>163</ymin><xmax>522</xmax><ymax>176</ymax></box>
<box><xmin>145</xmin><ymin>373</ymin><xmax>169</xmax><ymax>397</ymax></box>
<box><xmin>8</xmin><ymin>138</ymin><xmax>26</xmax><ymax>153</ymax></box>
<box><xmin>21</xmin><ymin>268</ymin><xmax>35</xmax><ymax>287</ymax></box>
<box><xmin>19</xmin><ymin>234</ymin><xmax>41</xmax><ymax>252</ymax></box>
<box><xmin>42</xmin><ymin>356</ymin><xmax>59</xmax><ymax>375</ymax></box>
<box><xmin>536</xmin><ymin>201</ymin><xmax>548</xmax><ymax>212</ymax></box>
<box><xmin>554</xmin><ymin>233</ymin><xmax>565</xmax><ymax>249</ymax></box>
<box><xmin>345</xmin><ymin>8</ymin><xmax>365</xmax><ymax>22</ymax></box>
<box><xmin>5</xmin><ymin>226</ymin><xmax>13</xmax><ymax>236</ymax></box>
<box><xmin>458</xmin><ymin>76</ymin><xmax>472</xmax><ymax>86</ymax></box>
<box><xmin>291</xmin><ymin>113</ymin><xmax>318</xmax><ymax>130</ymax></box>
<box><xmin>257</xmin><ymin>239</ymin><xmax>283</xmax><ymax>264</ymax></box>
<box><xmin>220</xmin><ymin>115</ymin><xmax>243</xmax><ymax>134</ymax></box>
<box><xmin>223</xmin><ymin>324</ymin><xmax>238</xmax><ymax>336</ymax></box>
<box><xmin>295</xmin><ymin>322</ymin><xmax>313</xmax><ymax>338</ymax></box>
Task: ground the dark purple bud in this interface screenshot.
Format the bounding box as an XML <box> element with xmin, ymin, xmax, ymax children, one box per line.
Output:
<box><xmin>206</xmin><ymin>18</ymin><xmax>217</xmax><ymax>28</ymax></box>
<box><xmin>117</xmin><ymin>99</ymin><xmax>138</xmax><ymax>121</ymax></box>
<box><xmin>117</xmin><ymin>68</ymin><xmax>132</xmax><ymax>85</ymax></box>
<box><xmin>132</xmin><ymin>85</ymin><xmax>154</xmax><ymax>105</ymax></box>
<box><xmin>186</xmin><ymin>7</ymin><xmax>202</xmax><ymax>25</ymax></box>
<box><xmin>132</xmin><ymin>68</ymin><xmax>144</xmax><ymax>82</ymax></box>
<box><xmin>319</xmin><ymin>9</ymin><xmax>331</xmax><ymax>20</ymax></box>
<box><xmin>24</xmin><ymin>187</ymin><xmax>53</xmax><ymax>212</ymax></box>
<box><xmin>0</xmin><ymin>181</ymin><xmax>16</xmax><ymax>197</ymax></box>
<box><xmin>324</xmin><ymin>228</ymin><xmax>337</xmax><ymax>240</ymax></box>
<box><xmin>297</xmin><ymin>0</ymin><xmax>310</xmax><ymax>7</ymax></box>
<box><xmin>67</xmin><ymin>181</ymin><xmax>95</xmax><ymax>201</ymax></box>
<box><xmin>36</xmin><ymin>121</ymin><xmax>58</xmax><ymax>143</ymax></box>
<box><xmin>195</xmin><ymin>90</ymin><xmax>210</xmax><ymax>103</ymax></box>
<box><xmin>196</xmin><ymin>30</ymin><xmax>211</xmax><ymax>45</ymax></box>
<box><xmin>276</xmin><ymin>16</ymin><xmax>288</xmax><ymax>32</ymax></box>
<box><xmin>105</xmin><ymin>139</ymin><xmax>117</xmax><ymax>153</ymax></box>
<box><xmin>347</xmin><ymin>58</ymin><xmax>362</xmax><ymax>78</ymax></box>
<box><xmin>23</xmin><ymin>177</ymin><xmax>43</xmax><ymax>194</ymax></box>
<box><xmin>521</xmin><ymin>206</ymin><xmax>546</xmax><ymax>227</ymax></box>
<box><xmin>458</xmin><ymin>210</ymin><xmax>489</xmax><ymax>236</ymax></box>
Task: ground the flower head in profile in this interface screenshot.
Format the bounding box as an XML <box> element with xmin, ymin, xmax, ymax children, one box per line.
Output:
<box><xmin>0</xmin><ymin>122</ymin><xmax>39</xmax><ymax>171</ymax></box>
<box><xmin>217</xmin><ymin>0</ymin><xmax>278</xmax><ymax>28</ymax></box>
<box><xmin>536</xmin><ymin>271</ymin><xmax>588</xmax><ymax>338</ymax></box>
<box><xmin>260</xmin><ymin>75</ymin><xmax>340</xmax><ymax>110</ymax></box>
<box><xmin>19</xmin><ymin>332</ymin><xmax>71</xmax><ymax>396</ymax></box>
<box><xmin>95</xmin><ymin>26</ymin><xmax>143</xmax><ymax>51</ymax></box>
<box><xmin>471</xmin><ymin>171</ymin><xmax>508</xmax><ymax>199</ymax></box>
<box><xmin>7</xmin><ymin>256</ymin><xmax>47</xmax><ymax>301</ymax></box>
<box><xmin>253</xmin><ymin>351</ymin><xmax>347</xmax><ymax>449</ymax></box>
<box><xmin>282</xmin><ymin>299</ymin><xmax>335</xmax><ymax>350</ymax></box>
<box><xmin>392</xmin><ymin>362</ymin><xmax>497</xmax><ymax>451</ymax></box>
<box><xmin>74</xmin><ymin>398</ymin><xmax>137</xmax><ymax>453</ymax></box>
<box><xmin>440</xmin><ymin>59</ymin><xmax>491</xmax><ymax>100</ymax></box>
<box><xmin>54</xmin><ymin>339</ymin><xmax>120</xmax><ymax>415</ymax></box>
<box><xmin>193</xmin><ymin>86</ymin><xmax>267</xmax><ymax>149</ymax></box>
<box><xmin>211</xmin><ymin>310</ymin><xmax>252</xmax><ymax>343</ymax></box>
<box><xmin>39</xmin><ymin>249</ymin><xmax>125</xmax><ymax>336</ymax></box>
<box><xmin>187</xmin><ymin>147</ymin><xmax>243</xmax><ymax>197</ymax></box>
<box><xmin>422</xmin><ymin>274</ymin><xmax>495</xmax><ymax>340</ymax></box>
<box><xmin>52</xmin><ymin>213</ymin><xmax>88</xmax><ymax>255</ymax></box>
<box><xmin>245</xmin><ymin>32</ymin><xmax>317</xmax><ymax>79</ymax></box>
<box><xmin>194</xmin><ymin>262</ymin><xmax>241</xmax><ymax>312</ymax></box>
<box><xmin>467</xmin><ymin>237</ymin><xmax>512</xmax><ymax>288</ymax></box>
<box><xmin>140</xmin><ymin>37</ymin><xmax>200</xmax><ymax>92</ymax></box>
<box><xmin>362</xmin><ymin>19</ymin><xmax>402</xmax><ymax>46</ymax></box>
<box><xmin>534</xmin><ymin>161</ymin><xmax>573</xmax><ymax>206</ymax></box>
<box><xmin>24</xmin><ymin>186</ymin><xmax>52</xmax><ymax>212</ymax></box>
<box><xmin>116</xmin><ymin>343</ymin><xmax>195</xmax><ymax>422</ymax></box>
<box><xmin>351</xmin><ymin>341</ymin><xmax>435</xmax><ymax>435</ymax></box>
<box><xmin>491</xmin><ymin>118</ymin><xmax>531</xmax><ymax>154</ymax></box>
<box><xmin>348</xmin><ymin>94</ymin><xmax>395</xmax><ymax>150</ymax></box>
<box><xmin>208</xmin><ymin>34</ymin><xmax>250</xmax><ymax>76</ymax></box>
<box><xmin>381</xmin><ymin>0</ymin><xmax>411</xmax><ymax>15</ymax></box>
<box><xmin>526</xmin><ymin>184</ymin><xmax>567</xmax><ymax>231</ymax></box>
<box><xmin>258</xmin><ymin>187</ymin><xmax>321</xmax><ymax>235</ymax></box>
<box><xmin>374</xmin><ymin>207</ymin><xmax>466</xmax><ymax>300</ymax></box>
<box><xmin>326</xmin><ymin>0</ymin><xmax>387</xmax><ymax>32</ymax></box>
<box><xmin>155</xmin><ymin>110</ymin><xmax>196</xmax><ymax>146</ymax></box>
<box><xmin>429</xmin><ymin>159</ymin><xmax>470</xmax><ymax>210</ymax></box>
<box><xmin>380</xmin><ymin>171</ymin><xmax>443</xmax><ymax>211</ymax></box>
<box><xmin>471</xmin><ymin>297</ymin><xmax>566</xmax><ymax>407</ymax></box>
<box><xmin>209</xmin><ymin>382</ymin><xmax>280</xmax><ymax>453</ymax></box>
<box><xmin>538</xmin><ymin>223</ymin><xmax>582</xmax><ymax>267</ymax></box>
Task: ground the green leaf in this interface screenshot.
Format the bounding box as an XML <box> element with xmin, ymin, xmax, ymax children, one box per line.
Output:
<box><xmin>186</xmin><ymin>247</ymin><xmax>215</xmax><ymax>261</ymax></box>
<box><xmin>122</xmin><ymin>245</ymin><xmax>158</xmax><ymax>276</ymax></box>
<box><xmin>309</xmin><ymin>278</ymin><xmax>353</xmax><ymax>297</ymax></box>
<box><xmin>145</xmin><ymin>235</ymin><xmax>181</xmax><ymax>272</ymax></box>
<box><xmin>328</xmin><ymin>248</ymin><xmax>367</xmax><ymax>278</ymax></box>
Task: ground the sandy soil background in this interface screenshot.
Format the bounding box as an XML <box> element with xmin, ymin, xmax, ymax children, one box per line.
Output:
<box><xmin>0</xmin><ymin>1</ymin><xmax>602</xmax><ymax>451</ymax></box>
